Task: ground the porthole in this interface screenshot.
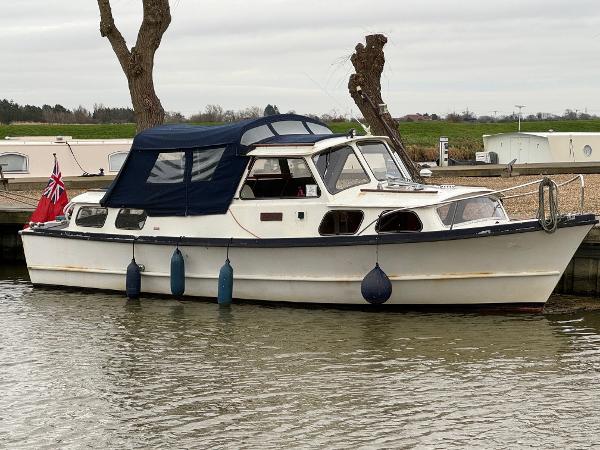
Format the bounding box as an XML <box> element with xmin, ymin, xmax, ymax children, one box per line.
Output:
<box><xmin>376</xmin><ymin>211</ymin><xmax>422</xmax><ymax>233</ymax></box>
<box><xmin>108</xmin><ymin>152</ymin><xmax>128</xmax><ymax>172</ymax></box>
<box><xmin>115</xmin><ymin>208</ymin><xmax>147</xmax><ymax>230</ymax></box>
<box><xmin>0</xmin><ymin>153</ymin><xmax>29</xmax><ymax>173</ymax></box>
<box><xmin>583</xmin><ymin>145</ymin><xmax>592</xmax><ymax>157</ymax></box>
<box><xmin>75</xmin><ymin>206</ymin><xmax>108</xmax><ymax>228</ymax></box>
<box><xmin>319</xmin><ymin>210</ymin><xmax>364</xmax><ymax>235</ymax></box>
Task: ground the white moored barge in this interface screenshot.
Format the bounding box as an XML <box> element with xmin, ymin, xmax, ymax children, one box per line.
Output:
<box><xmin>0</xmin><ymin>136</ymin><xmax>132</xmax><ymax>178</ymax></box>
<box><xmin>20</xmin><ymin>114</ymin><xmax>597</xmax><ymax>309</ymax></box>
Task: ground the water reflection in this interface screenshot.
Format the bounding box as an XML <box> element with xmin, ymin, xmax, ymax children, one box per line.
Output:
<box><xmin>1</xmin><ymin>269</ymin><xmax>600</xmax><ymax>448</ymax></box>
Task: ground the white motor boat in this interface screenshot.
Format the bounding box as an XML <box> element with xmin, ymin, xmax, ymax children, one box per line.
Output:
<box><xmin>20</xmin><ymin>114</ymin><xmax>596</xmax><ymax>310</ymax></box>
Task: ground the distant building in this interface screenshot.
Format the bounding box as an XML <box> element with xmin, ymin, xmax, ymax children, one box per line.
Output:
<box><xmin>398</xmin><ymin>113</ymin><xmax>432</xmax><ymax>122</ymax></box>
<box><xmin>482</xmin><ymin>132</ymin><xmax>600</xmax><ymax>164</ymax></box>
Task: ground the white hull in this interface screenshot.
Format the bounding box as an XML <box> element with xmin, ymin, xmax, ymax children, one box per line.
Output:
<box><xmin>22</xmin><ymin>221</ymin><xmax>593</xmax><ymax>306</ymax></box>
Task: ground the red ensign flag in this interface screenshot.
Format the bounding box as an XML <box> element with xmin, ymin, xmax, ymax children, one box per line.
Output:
<box><xmin>26</xmin><ymin>156</ymin><xmax>69</xmax><ymax>227</ymax></box>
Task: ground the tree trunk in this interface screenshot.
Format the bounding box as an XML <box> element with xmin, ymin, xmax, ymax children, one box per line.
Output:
<box><xmin>348</xmin><ymin>34</ymin><xmax>422</xmax><ymax>182</ymax></box>
<box><xmin>97</xmin><ymin>0</ymin><xmax>171</xmax><ymax>133</ymax></box>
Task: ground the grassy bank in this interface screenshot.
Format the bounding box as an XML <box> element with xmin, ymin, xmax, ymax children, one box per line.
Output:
<box><xmin>4</xmin><ymin>120</ymin><xmax>600</xmax><ymax>161</ymax></box>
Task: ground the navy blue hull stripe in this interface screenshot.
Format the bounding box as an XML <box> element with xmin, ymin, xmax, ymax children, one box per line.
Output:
<box><xmin>22</xmin><ymin>214</ymin><xmax>597</xmax><ymax>249</ymax></box>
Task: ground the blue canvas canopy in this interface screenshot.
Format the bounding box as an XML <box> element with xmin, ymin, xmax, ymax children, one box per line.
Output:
<box><xmin>100</xmin><ymin>114</ymin><xmax>335</xmax><ymax>216</ymax></box>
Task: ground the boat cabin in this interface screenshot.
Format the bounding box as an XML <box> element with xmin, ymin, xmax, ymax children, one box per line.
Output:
<box><xmin>58</xmin><ymin>114</ymin><xmax>508</xmax><ymax>238</ymax></box>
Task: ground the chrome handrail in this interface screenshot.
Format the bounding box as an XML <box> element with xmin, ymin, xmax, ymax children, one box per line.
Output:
<box><xmin>501</xmin><ymin>174</ymin><xmax>585</xmax><ymax>214</ymax></box>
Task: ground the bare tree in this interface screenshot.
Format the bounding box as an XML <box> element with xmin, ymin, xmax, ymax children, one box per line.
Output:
<box><xmin>97</xmin><ymin>0</ymin><xmax>171</xmax><ymax>132</ymax></box>
<box><xmin>348</xmin><ymin>34</ymin><xmax>421</xmax><ymax>181</ymax></box>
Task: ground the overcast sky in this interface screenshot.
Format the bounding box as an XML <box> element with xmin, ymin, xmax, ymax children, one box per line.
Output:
<box><xmin>2</xmin><ymin>0</ymin><xmax>600</xmax><ymax>117</ymax></box>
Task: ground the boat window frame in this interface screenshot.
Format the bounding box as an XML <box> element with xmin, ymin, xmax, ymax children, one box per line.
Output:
<box><xmin>375</xmin><ymin>210</ymin><xmax>423</xmax><ymax>233</ymax></box>
<box><xmin>355</xmin><ymin>140</ymin><xmax>411</xmax><ymax>182</ymax></box>
<box><xmin>75</xmin><ymin>205</ymin><xmax>108</xmax><ymax>228</ymax></box>
<box><xmin>115</xmin><ymin>208</ymin><xmax>147</xmax><ymax>230</ymax></box>
<box><xmin>239</xmin><ymin>156</ymin><xmax>322</xmax><ymax>200</ymax></box>
<box><xmin>0</xmin><ymin>152</ymin><xmax>29</xmax><ymax>174</ymax></box>
<box><xmin>436</xmin><ymin>196</ymin><xmax>508</xmax><ymax>228</ymax></box>
<box><xmin>318</xmin><ymin>210</ymin><xmax>365</xmax><ymax>236</ymax></box>
<box><xmin>311</xmin><ymin>144</ymin><xmax>372</xmax><ymax>195</ymax></box>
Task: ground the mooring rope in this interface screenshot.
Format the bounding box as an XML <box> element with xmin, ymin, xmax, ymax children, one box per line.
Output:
<box><xmin>537</xmin><ymin>177</ymin><xmax>559</xmax><ymax>233</ymax></box>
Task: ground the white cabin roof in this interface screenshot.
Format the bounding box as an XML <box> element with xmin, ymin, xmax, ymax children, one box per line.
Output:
<box><xmin>70</xmin><ymin>190</ymin><xmax>106</xmax><ymax>205</ymax></box>
<box><xmin>248</xmin><ymin>135</ymin><xmax>392</xmax><ymax>157</ymax></box>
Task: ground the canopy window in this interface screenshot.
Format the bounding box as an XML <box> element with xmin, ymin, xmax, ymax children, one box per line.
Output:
<box><xmin>147</xmin><ymin>152</ymin><xmax>186</xmax><ymax>184</ymax></box>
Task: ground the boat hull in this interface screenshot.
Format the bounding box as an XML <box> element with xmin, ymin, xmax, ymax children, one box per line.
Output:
<box><xmin>21</xmin><ymin>216</ymin><xmax>595</xmax><ymax>306</ymax></box>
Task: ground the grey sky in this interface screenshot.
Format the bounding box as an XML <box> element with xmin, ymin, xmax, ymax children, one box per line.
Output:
<box><xmin>2</xmin><ymin>0</ymin><xmax>600</xmax><ymax>117</ymax></box>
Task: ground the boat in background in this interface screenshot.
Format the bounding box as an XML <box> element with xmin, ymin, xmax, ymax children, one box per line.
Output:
<box><xmin>20</xmin><ymin>114</ymin><xmax>597</xmax><ymax>309</ymax></box>
<box><xmin>0</xmin><ymin>136</ymin><xmax>132</xmax><ymax>178</ymax></box>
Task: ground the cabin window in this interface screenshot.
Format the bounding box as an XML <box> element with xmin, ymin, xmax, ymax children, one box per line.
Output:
<box><xmin>108</xmin><ymin>152</ymin><xmax>127</xmax><ymax>172</ymax></box>
<box><xmin>241</xmin><ymin>157</ymin><xmax>320</xmax><ymax>199</ymax></box>
<box><xmin>147</xmin><ymin>152</ymin><xmax>185</xmax><ymax>184</ymax></box>
<box><xmin>312</xmin><ymin>146</ymin><xmax>370</xmax><ymax>194</ymax></box>
<box><xmin>319</xmin><ymin>210</ymin><xmax>364</xmax><ymax>235</ymax></box>
<box><xmin>0</xmin><ymin>153</ymin><xmax>28</xmax><ymax>173</ymax></box>
<box><xmin>191</xmin><ymin>147</ymin><xmax>225</xmax><ymax>182</ymax></box>
<box><xmin>376</xmin><ymin>211</ymin><xmax>422</xmax><ymax>233</ymax></box>
<box><xmin>75</xmin><ymin>206</ymin><xmax>108</xmax><ymax>228</ymax></box>
<box><xmin>436</xmin><ymin>197</ymin><xmax>506</xmax><ymax>226</ymax></box>
<box><xmin>357</xmin><ymin>141</ymin><xmax>405</xmax><ymax>181</ymax></box>
<box><xmin>115</xmin><ymin>208</ymin><xmax>147</xmax><ymax>230</ymax></box>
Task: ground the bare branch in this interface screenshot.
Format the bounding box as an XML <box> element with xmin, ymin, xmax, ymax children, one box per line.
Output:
<box><xmin>97</xmin><ymin>0</ymin><xmax>131</xmax><ymax>74</ymax></box>
<box><xmin>97</xmin><ymin>0</ymin><xmax>171</xmax><ymax>131</ymax></box>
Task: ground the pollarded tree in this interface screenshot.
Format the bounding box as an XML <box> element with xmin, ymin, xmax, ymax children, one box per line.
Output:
<box><xmin>97</xmin><ymin>0</ymin><xmax>171</xmax><ymax>132</ymax></box>
<box><xmin>348</xmin><ymin>34</ymin><xmax>421</xmax><ymax>181</ymax></box>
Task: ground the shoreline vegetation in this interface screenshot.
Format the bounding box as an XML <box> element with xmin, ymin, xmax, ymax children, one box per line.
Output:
<box><xmin>4</xmin><ymin>119</ymin><xmax>600</xmax><ymax>161</ymax></box>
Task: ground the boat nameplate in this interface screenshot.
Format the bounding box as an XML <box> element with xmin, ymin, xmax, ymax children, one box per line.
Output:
<box><xmin>260</xmin><ymin>212</ymin><xmax>283</xmax><ymax>221</ymax></box>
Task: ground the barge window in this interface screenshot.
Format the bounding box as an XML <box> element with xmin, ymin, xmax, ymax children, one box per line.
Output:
<box><xmin>312</xmin><ymin>146</ymin><xmax>370</xmax><ymax>194</ymax></box>
<box><xmin>0</xmin><ymin>153</ymin><xmax>28</xmax><ymax>173</ymax></box>
<box><xmin>437</xmin><ymin>197</ymin><xmax>506</xmax><ymax>226</ymax></box>
<box><xmin>241</xmin><ymin>157</ymin><xmax>320</xmax><ymax>199</ymax></box>
<box><xmin>191</xmin><ymin>147</ymin><xmax>225</xmax><ymax>182</ymax></box>
<box><xmin>147</xmin><ymin>152</ymin><xmax>185</xmax><ymax>184</ymax></box>
<box><xmin>357</xmin><ymin>141</ymin><xmax>405</xmax><ymax>181</ymax></box>
<box><xmin>376</xmin><ymin>211</ymin><xmax>422</xmax><ymax>233</ymax></box>
<box><xmin>319</xmin><ymin>210</ymin><xmax>364</xmax><ymax>235</ymax></box>
<box><xmin>75</xmin><ymin>206</ymin><xmax>108</xmax><ymax>228</ymax></box>
<box><xmin>108</xmin><ymin>152</ymin><xmax>127</xmax><ymax>172</ymax></box>
<box><xmin>115</xmin><ymin>208</ymin><xmax>147</xmax><ymax>230</ymax></box>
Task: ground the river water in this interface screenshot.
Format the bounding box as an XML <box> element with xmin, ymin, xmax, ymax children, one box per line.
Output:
<box><xmin>1</xmin><ymin>266</ymin><xmax>600</xmax><ymax>449</ymax></box>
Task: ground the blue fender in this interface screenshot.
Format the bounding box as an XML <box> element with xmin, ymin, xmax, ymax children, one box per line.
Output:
<box><xmin>218</xmin><ymin>259</ymin><xmax>234</xmax><ymax>305</ymax></box>
<box><xmin>170</xmin><ymin>248</ymin><xmax>185</xmax><ymax>296</ymax></box>
<box><xmin>361</xmin><ymin>263</ymin><xmax>392</xmax><ymax>305</ymax></box>
<box><xmin>126</xmin><ymin>258</ymin><xmax>141</xmax><ymax>299</ymax></box>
